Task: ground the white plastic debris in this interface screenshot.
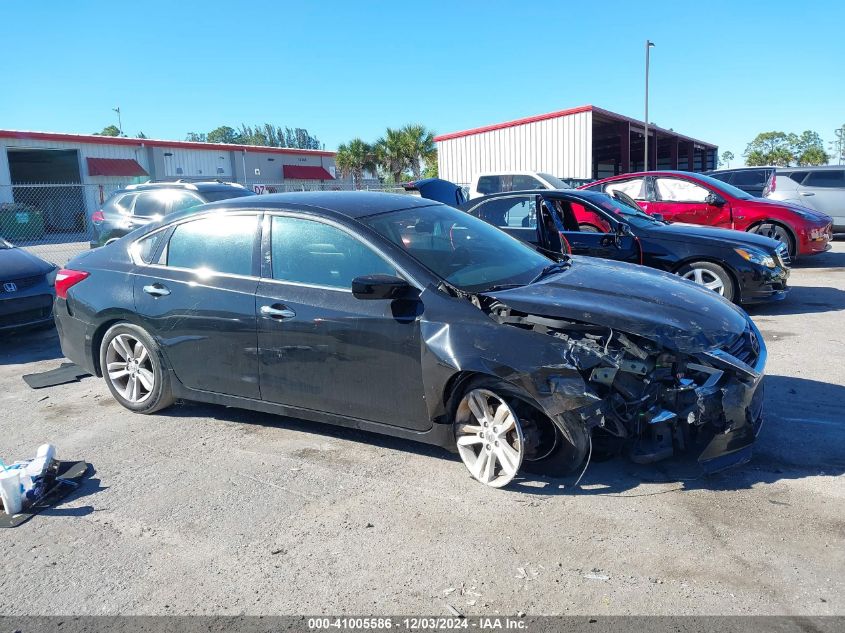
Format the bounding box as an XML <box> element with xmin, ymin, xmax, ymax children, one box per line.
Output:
<box><xmin>0</xmin><ymin>470</ymin><xmax>22</xmax><ymax>515</ymax></box>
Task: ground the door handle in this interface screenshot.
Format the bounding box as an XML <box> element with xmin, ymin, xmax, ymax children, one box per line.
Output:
<box><xmin>142</xmin><ymin>284</ymin><xmax>170</xmax><ymax>297</ymax></box>
<box><xmin>799</xmin><ymin>192</ymin><xmax>815</xmax><ymax>196</ymax></box>
<box><xmin>260</xmin><ymin>304</ymin><xmax>296</xmax><ymax>320</ymax></box>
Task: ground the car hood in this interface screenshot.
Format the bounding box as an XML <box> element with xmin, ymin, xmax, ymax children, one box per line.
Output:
<box><xmin>0</xmin><ymin>246</ymin><xmax>54</xmax><ymax>279</ymax></box>
<box><xmin>742</xmin><ymin>197</ymin><xmax>832</xmax><ymax>222</ymax></box>
<box><xmin>482</xmin><ymin>257</ymin><xmax>748</xmax><ymax>353</ymax></box>
<box><xmin>645</xmin><ymin>222</ymin><xmax>781</xmax><ymax>252</ymax></box>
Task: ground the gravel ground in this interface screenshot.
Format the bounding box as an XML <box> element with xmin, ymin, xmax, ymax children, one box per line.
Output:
<box><xmin>1</xmin><ymin>242</ymin><xmax>843</xmax><ymax>616</ymax></box>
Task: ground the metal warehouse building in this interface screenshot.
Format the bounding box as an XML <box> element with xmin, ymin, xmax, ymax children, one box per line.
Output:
<box><xmin>0</xmin><ymin>130</ymin><xmax>338</xmax><ymax>232</ymax></box>
<box><xmin>435</xmin><ymin>105</ymin><xmax>717</xmax><ymax>184</ymax></box>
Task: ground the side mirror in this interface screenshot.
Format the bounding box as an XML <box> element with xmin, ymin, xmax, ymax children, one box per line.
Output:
<box><xmin>352</xmin><ymin>274</ymin><xmax>412</xmax><ymax>300</ymax></box>
<box><xmin>616</xmin><ymin>223</ymin><xmax>634</xmax><ymax>237</ymax></box>
<box><xmin>705</xmin><ymin>193</ymin><xmax>726</xmax><ymax>207</ymax></box>
<box><xmin>651</xmin><ymin>213</ymin><xmax>665</xmax><ymax>222</ymax></box>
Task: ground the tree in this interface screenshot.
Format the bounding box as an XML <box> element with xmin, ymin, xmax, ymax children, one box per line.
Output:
<box><xmin>374</xmin><ymin>128</ymin><xmax>411</xmax><ymax>182</ymax></box>
<box><xmin>95</xmin><ymin>125</ymin><xmax>122</xmax><ymax>137</ymax></box>
<box><xmin>830</xmin><ymin>125</ymin><xmax>845</xmax><ymax>164</ymax></box>
<box><xmin>335</xmin><ymin>139</ymin><xmax>375</xmax><ymax>189</ymax></box>
<box><xmin>135</xmin><ymin>131</ymin><xmax>148</xmax><ymax>139</ymax></box>
<box><xmin>207</xmin><ymin>126</ymin><xmax>240</xmax><ymax>144</ymax></box>
<box><xmin>185</xmin><ymin>132</ymin><xmax>208</xmax><ymax>142</ymax></box>
<box><xmin>789</xmin><ymin>130</ymin><xmax>829</xmax><ymax>166</ymax></box>
<box><xmin>423</xmin><ymin>154</ymin><xmax>438</xmax><ymax>179</ymax></box>
<box><xmin>401</xmin><ymin>124</ymin><xmax>436</xmax><ymax>179</ymax></box>
<box><xmin>719</xmin><ymin>151</ymin><xmax>735</xmax><ymax>168</ymax></box>
<box><xmin>744</xmin><ymin>131</ymin><xmax>792</xmax><ymax>165</ymax></box>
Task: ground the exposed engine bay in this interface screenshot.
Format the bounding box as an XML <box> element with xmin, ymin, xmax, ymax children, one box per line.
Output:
<box><xmin>473</xmin><ymin>295</ymin><xmax>765</xmax><ymax>470</ymax></box>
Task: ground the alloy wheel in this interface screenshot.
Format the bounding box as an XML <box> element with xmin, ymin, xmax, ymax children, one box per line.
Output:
<box><xmin>105</xmin><ymin>333</ymin><xmax>155</xmax><ymax>403</ymax></box>
<box><xmin>750</xmin><ymin>223</ymin><xmax>791</xmax><ymax>253</ymax></box>
<box><xmin>681</xmin><ymin>267</ymin><xmax>725</xmax><ymax>295</ymax></box>
<box><xmin>455</xmin><ymin>388</ymin><xmax>524</xmax><ymax>488</ymax></box>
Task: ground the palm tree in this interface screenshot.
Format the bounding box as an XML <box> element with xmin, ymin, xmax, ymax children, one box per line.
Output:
<box><xmin>401</xmin><ymin>124</ymin><xmax>437</xmax><ymax>179</ymax></box>
<box><xmin>335</xmin><ymin>139</ymin><xmax>375</xmax><ymax>189</ymax></box>
<box><xmin>374</xmin><ymin>128</ymin><xmax>410</xmax><ymax>183</ymax></box>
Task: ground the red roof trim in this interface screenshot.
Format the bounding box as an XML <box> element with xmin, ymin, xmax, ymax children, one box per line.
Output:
<box><xmin>283</xmin><ymin>165</ymin><xmax>335</xmax><ymax>180</ymax></box>
<box><xmin>433</xmin><ymin>105</ymin><xmax>593</xmax><ymax>141</ymax></box>
<box><xmin>0</xmin><ymin>129</ymin><xmax>335</xmax><ymax>157</ymax></box>
<box><xmin>86</xmin><ymin>157</ymin><xmax>149</xmax><ymax>177</ymax></box>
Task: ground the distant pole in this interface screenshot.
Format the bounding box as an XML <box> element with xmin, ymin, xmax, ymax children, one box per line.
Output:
<box><xmin>644</xmin><ymin>40</ymin><xmax>655</xmax><ymax>170</ymax></box>
<box><xmin>113</xmin><ymin>107</ymin><xmax>123</xmax><ymax>136</ymax></box>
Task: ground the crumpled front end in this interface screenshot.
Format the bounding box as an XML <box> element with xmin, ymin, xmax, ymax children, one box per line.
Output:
<box><xmin>483</xmin><ymin>299</ymin><xmax>766</xmax><ymax>471</ymax></box>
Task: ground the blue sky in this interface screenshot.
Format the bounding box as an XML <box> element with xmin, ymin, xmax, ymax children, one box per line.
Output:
<box><xmin>1</xmin><ymin>1</ymin><xmax>842</xmax><ymax>164</ymax></box>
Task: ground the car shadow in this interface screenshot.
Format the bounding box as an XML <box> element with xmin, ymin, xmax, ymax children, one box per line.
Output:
<box><xmin>0</xmin><ymin>325</ymin><xmax>63</xmax><ymax>366</ymax></box>
<box><xmin>163</xmin><ymin>375</ymin><xmax>842</xmax><ymax>497</ymax></box>
<box><xmin>792</xmin><ymin>249</ymin><xmax>845</xmax><ymax>269</ymax></box>
<box><xmin>746</xmin><ymin>285</ymin><xmax>845</xmax><ymax>316</ymax></box>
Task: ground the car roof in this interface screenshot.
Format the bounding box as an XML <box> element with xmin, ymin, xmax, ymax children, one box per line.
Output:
<box><xmin>463</xmin><ymin>188</ymin><xmax>604</xmax><ymax>203</ymax></box>
<box><xmin>126</xmin><ymin>181</ymin><xmax>250</xmax><ymax>192</ymax></box>
<box><xmin>185</xmin><ymin>191</ymin><xmax>443</xmax><ymax>221</ymax></box>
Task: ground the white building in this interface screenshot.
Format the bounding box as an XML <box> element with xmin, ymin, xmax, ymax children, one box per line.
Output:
<box><xmin>435</xmin><ymin>105</ymin><xmax>717</xmax><ymax>184</ymax></box>
<box><xmin>0</xmin><ymin>130</ymin><xmax>339</xmax><ymax>229</ymax></box>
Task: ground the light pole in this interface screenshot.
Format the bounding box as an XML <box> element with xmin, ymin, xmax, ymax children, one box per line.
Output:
<box><xmin>644</xmin><ymin>40</ymin><xmax>655</xmax><ymax>170</ymax></box>
<box><xmin>113</xmin><ymin>107</ymin><xmax>123</xmax><ymax>136</ymax></box>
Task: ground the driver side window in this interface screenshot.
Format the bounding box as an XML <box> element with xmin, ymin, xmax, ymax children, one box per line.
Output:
<box><xmin>655</xmin><ymin>177</ymin><xmax>709</xmax><ymax>203</ymax></box>
<box><xmin>270</xmin><ymin>216</ymin><xmax>396</xmax><ymax>289</ymax></box>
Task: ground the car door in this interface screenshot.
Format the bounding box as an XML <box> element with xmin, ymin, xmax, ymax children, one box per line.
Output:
<box><xmin>467</xmin><ymin>195</ymin><xmax>541</xmax><ymax>247</ymax></box>
<box><xmin>255</xmin><ymin>213</ymin><xmax>430</xmax><ymax>430</ymax></box>
<box><xmin>651</xmin><ymin>176</ymin><xmax>726</xmax><ymax>226</ymax></box>
<box><xmin>132</xmin><ymin>212</ymin><xmax>261</xmax><ymax>399</ymax></box>
<box><xmin>544</xmin><ymin>196</ymin><xmax>639</xmax><ymax>262</ymax></box>
<box><xmin>799</xmin><ymin>170</ymin><xmax>845</xmax><ymax>225</ymax></box>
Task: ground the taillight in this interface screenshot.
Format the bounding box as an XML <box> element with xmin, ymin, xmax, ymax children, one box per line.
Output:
<box><xmin>55</xmin><ymin>269</ymin><xmax>90</xmax><ymax>299</ymax></box>
<box><xmin>91</xmin><ymin>210</ymin><xmax>105</xmax><ymax>224</ymax></box>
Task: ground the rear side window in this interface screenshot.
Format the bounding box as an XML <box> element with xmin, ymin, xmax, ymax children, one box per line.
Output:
<box><xmin>132</xmin><ymin>192</ymin><xmax>166</xmax><ymax>218</ymax></box>
<box><xmin>781</xmin><ymin>171</ymin><xmax>808</xmax><ymax>184</ymax></box>
<box><xmin>168</xmin><ymin>192</ymin><xmax>204</xmax><ymax>214</ymax></box>
<box><xmin>476</xmin><ymin>176</ymin><xmax>503</xmax><ymax>195</ymax></box>
<box><xmin>107</xmin><ymin>192</ymin><xmax>135</xmax><ymax>214</ymax></box>
<box><xmin>166</xmin><ymin>214</ymin><xmax>258</xmax><ymax>276</ymax></box>
<box><xmin>732</xmin><ymin>170</ymin><xmax>768</xmax><ymax>187</ymax></box>
<box><xmin>605</xmin><ymin>178</ymin><xmax>647</xmax><ymax>200</ymax></box>
<box><xmin>270</xmin><ymin>216</ymin><xmax>395</xmax><ymax>289</ymax></box>
<box><xmin>132</xmin><ymin>231</ymin><xmax>166</xmax><ymax>264</ymax></box>
<box><xmin>708</xmin><ymin>172</ymin><xmax>733</xmax><ymax>183</ymax></box>
<box><xmin>474</xmin><ymin>196</ymin><xmax>536</xmax><ymax>228</ymax></box>
<box><xmin>803</xmin><ymin>170</ymin><xmax>845</xmax><ymax>188</ymax></box>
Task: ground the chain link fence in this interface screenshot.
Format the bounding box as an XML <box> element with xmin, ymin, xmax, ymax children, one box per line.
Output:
<box><xmin>0</xmin><ymin>181</ymin><xmax>412</xmax><ymax>265</ymax></box>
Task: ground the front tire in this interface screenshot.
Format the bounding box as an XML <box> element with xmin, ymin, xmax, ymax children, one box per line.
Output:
<box><xmin>677</xmin><ymin>261</ymin><xmax>735</xmax><ymax>302</ymax></box>
<box><xmin>100</xmin><ymin>322</ymin><xmax>174</xmax><ymax>414</ymax></box>
<box><xmin>748</xmin><ymin>222</ymin><xmax>795</xmax><ymax>259</ymax></box>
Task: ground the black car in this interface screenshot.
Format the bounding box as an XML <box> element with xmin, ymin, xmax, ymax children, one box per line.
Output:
<box><xmin>406</xmin><ymin>179</ymin><xmax>789</xmax><ymax>305</ymax></box>
<box><xmin>55</xmin><ymin>192</ymin><xmax>766</xmax><ymax>488</ymax></box>
<box><xmin>705</xmin><ymin>168</ymin><xmax>776</xmax><ymax>198</ymax></box>
<box><xmin>90</xmin><ymin>181</ymin><xmax>256</xmax><ymax>248</ymax></box>
<box><xmin>0</xmin><ymin>237</ymin><xmax>57</xmax><ymax>331</ymax></box>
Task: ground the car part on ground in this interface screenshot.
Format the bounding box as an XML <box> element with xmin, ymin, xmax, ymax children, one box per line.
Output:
<box><xmin>581</xmin><ymin>170</ymin><xmax>833</xmax><ymax>258</ymax></box>
<box><xmin>54</xmin><ymin>192</ymin><xmax>767</xmax><ymax>488</ymax></box>
<box><xmin>0</xmin><ymin>237</ymin><xmax>57</xmax><ymax>331</ymax></box>
<box><xmin>405</xmin><ymin>178</ymin><xmax>789</xmax><ymax>305</ymax></box>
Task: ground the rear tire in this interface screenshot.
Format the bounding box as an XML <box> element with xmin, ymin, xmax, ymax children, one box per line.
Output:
<box><xmin>100</xmin><ymin>322</ymin><xmax>174</xmax><ymax>414</ymax></box>
<box><xmin>677</xmin><ymin>261</ymin><xmax>735</xmax><ymax>302</ymax></box>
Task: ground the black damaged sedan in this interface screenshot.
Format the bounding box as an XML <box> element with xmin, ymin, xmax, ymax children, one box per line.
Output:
<box><xmin>54</xmin><ymin>193</ymin><xmax>766</xmax><ymax>488</ymax></box>
<box><xmin>406</xmin><ymin>179</ymin><xmax>790</xmax><ymax>305</ymax></box>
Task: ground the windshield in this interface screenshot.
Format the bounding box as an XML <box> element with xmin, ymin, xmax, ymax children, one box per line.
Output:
<box><xmin>691</xmin><ymin>173</ymin><xmax>753</xmax><ymax>200</ymax></box>
<box><xmin>361</xmin><ymin>204</ymin><xmax>555</xmax><ymax>292</ymax></box>
<box><xmin>537</xmin><ymin>173</ymin><xmax>569</xmax><ymax>189</ymax></box>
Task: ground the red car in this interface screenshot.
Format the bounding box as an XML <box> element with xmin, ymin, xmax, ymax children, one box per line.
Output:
<box><xmin>582</xmin><ymin>171</ymin><xmax>832</xmax><ymax>259</ymax></box>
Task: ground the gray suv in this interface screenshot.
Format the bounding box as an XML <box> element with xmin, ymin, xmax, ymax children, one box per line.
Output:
<box><xmin>768</xmin><ymin>167</ymin><xmax>845</xmax><ymax>232</ymax></box>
